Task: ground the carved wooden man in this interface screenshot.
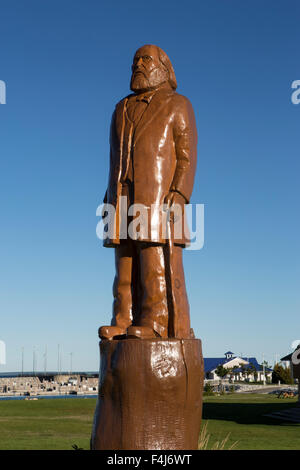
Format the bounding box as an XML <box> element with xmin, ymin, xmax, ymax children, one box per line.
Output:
<box><xmin>99</xmin><ymin>45</ymin><xmax>197</xmax><ymax>340</ymax></box>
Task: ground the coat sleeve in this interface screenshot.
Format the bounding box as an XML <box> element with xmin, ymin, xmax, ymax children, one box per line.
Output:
<box><xmin>104</xmin><ymin>109</ymin><xmax>118</xmax><ymax>205</ymax></box>
<box><xmin>170</xmin><ymin>95</ymin><xmax>198</xmax><ymax>203</ymax></box>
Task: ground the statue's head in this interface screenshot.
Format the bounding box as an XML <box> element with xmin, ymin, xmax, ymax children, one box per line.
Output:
<box><xmin>130</xmin><ymin>45</ymin><xmax>177</xmax><ymax>93</ymax></box>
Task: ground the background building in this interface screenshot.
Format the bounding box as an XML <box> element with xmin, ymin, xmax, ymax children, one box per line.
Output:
<box><xmin>204</xmin><ymin>351</ymin><xmax>273</xmax><ymax>382</ymax></box>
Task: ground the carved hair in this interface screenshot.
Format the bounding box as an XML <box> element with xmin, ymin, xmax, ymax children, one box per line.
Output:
<box><xmin>155</xmin><ymin>46</ymin><xmax>177</xmax><ymax>90</ymax></box>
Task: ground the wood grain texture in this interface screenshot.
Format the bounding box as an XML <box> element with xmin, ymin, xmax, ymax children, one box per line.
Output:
<box><xmin>91</xmin><ymin>338</ymin><xmax>204</xmax><ymax>450</ymax></box>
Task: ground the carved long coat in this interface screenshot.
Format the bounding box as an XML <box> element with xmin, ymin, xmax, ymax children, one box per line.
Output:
<box><xmin>103</xmin><ymin>86</ymin><xmax>197</xmax><ymax>247</ymax></box>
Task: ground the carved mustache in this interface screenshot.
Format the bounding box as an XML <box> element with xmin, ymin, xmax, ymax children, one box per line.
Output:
<box><xmin>132</xmin><ymin>69</ymin><xmax>146</xmax><ymax>78</ymax></box>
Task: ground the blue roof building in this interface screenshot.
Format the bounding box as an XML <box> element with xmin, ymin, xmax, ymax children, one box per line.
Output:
<box><xmin>204</xmin><ymin>352</ymin><xmax>273</xmax><ymax>382</ymax></box>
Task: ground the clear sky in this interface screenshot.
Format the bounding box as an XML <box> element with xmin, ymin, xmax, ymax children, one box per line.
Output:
<box><xmin>0</xmin><ymin>0</ymin><xmax>299</xmax><ymax>372</ymax></box>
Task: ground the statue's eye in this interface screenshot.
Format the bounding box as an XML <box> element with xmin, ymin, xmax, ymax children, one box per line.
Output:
<box><xmin>143</xmin><ymin>55</ymin><xmax>151</xmax><ymax>62</ymax></box>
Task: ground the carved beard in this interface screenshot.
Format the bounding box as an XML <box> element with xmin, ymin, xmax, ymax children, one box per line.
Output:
<box><xmin>130</xmin><ymin>67</ymin><xmax>168</xmax><ymax>93</ymax></box>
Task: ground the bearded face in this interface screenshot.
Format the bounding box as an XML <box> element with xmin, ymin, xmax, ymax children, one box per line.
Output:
<box><xmin>130</xmin><ymin>45</ymin><xmax>169</xmax><ymax>93</ymax></box>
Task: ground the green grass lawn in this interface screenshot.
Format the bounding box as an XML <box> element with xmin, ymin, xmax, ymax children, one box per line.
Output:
<box><xmin>0</xmin><ymin>394</ymin><xmax>299</xmax><ymax>450</ymax></box>
<box><xmin>0</xmin><ymin>398</ymin><xmax>96</xmax><ymax>450</ymax></box>
<box><xmin>202</xmin><ymin>393</ymin><xmax>300</xmax><ymax>450</ymax></box>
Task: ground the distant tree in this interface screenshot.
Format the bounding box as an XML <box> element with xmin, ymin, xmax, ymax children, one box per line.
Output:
<box><xmin>204</xmin><ymin>382</ymin><xmax>214</xmax><ymax>395</ymax></box>
<box><xmin>215</xmin><ymin>365</ymin><xmax>229</xmax><ymax>380</ymax></box>
<box><xmin>226</xmin><ymin>367</ymin><xmax>234</xmax><ymax>383</ymax></box>
<box><xmin>215</xmin><ymin>365</ymin><xmax>229</xmax><ymax>392</ymax></box>
<box><xmin>246</xmin><ymin>363</ymin><xmax>257</xmax><ymax>382</ymax></box>
<box><xmin>272</xmin><ymin>363</ymin><xmax>293</xmax><ymax>385</ymax></box>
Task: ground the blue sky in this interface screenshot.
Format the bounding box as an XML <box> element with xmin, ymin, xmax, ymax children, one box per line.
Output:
<box><xmin>0</xmin><ymin>0</ymin><xmax>299</xmax><ymax>372</ymax></box>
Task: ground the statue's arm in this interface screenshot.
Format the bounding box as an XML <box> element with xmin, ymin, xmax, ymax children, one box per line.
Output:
<box><xmin>103</xmin><ymin>109</ymin><xmax>117</xmax><ymax>204</ymax></box>
<box><xmin>170</xmin><ymin>96</ymin><xmax>198</xmax><ymax>203</ymax></box>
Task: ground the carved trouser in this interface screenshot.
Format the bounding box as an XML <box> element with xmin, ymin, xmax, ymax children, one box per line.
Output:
<box><xmin>111</xmin><ymin>240</ymin><xmax>191</xmax><ymax>338</ymax></box>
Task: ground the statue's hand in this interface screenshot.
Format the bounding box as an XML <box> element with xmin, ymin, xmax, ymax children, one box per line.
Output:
<box><xmin>164</xmin><ymin>191</ymin><xmax>187</xmax><ymax>223</ymax></box>
<box><xmin>164</xmin><ymin>190</ymin><xmax>186</xmax><ymax>208</ymax></box>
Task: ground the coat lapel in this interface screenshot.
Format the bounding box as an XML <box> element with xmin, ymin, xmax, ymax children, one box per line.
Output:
<box><xmin>133</xmin><ymin>88</ymin><xmax>173</xmax><ymax>145</ymax></box>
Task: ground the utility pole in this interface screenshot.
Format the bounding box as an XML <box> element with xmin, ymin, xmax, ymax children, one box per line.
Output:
<box><xmin>33</xmin><ymin>347</ymin><xmax>36</xmax><ymax>376</ymax></box>
<box><xmin>262</xmin><ymin>353</ymin><xmax>266</xmax><ymax>385</ymax></box>
<box><xmin>57</xmin><ymin>344</ymin><xmax>62</xmax><ymax>395</ymax></box>
<box><xmin>44</xmin><ymin>345</ymin><xmax>47</xmax><ymax>374</ymax></box>
<box><xmin>57</xmin><ymin>344</ymin><xmax>60</xmax><ymax>375</ymax></box>
<box><xmin>60</xmin><ymin>348</ymin><xmax>62</xmax><ymax>374</ymax></box>
<box><xmin>69</xmin><ymin>352</ymin><xmax>73</xmax><ymax>376</ymax></box>
<box><xmin>21</xmin><ymin>347</ymin><xmax>24</xmax><ymax>376</ymax></box>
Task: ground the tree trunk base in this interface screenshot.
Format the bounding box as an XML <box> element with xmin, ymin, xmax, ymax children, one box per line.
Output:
<box><xmin>91</xmin><ymin>338</ymin><xmax>204</xmax><ymax>450</ymax></box>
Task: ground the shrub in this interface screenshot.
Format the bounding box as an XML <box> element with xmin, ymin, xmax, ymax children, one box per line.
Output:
<box><xmin>272</xmin><ymin>364</ymin><xmax>293</xmax><ymax>385</ymax></box>
<box><xmin>203</xmin><ymin>382</ymin><xmax>214</xmax><ymax>395</ymax></box>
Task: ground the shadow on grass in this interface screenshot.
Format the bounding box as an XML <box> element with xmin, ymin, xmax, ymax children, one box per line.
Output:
<box><xmin>203</xmin><ymin>401</ymin><xmax>300</xmax><ymax>426</ymax></box>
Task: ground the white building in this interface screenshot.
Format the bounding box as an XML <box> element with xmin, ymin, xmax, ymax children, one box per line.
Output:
<box><xmin>204</xmin><ymin>351</ymin><xmax>272</xmax><ymax>382</ymax></box>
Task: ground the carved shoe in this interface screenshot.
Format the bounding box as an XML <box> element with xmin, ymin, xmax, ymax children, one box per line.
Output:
<box><xmin>98</xmin><ymin>326</ymin><xmax>126</xmax><ymax>340</ymax></box>
<box><xmin>126</xmin><ymin>326</ymin><xmax>161</xmax><ymax>339</ymax></box>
